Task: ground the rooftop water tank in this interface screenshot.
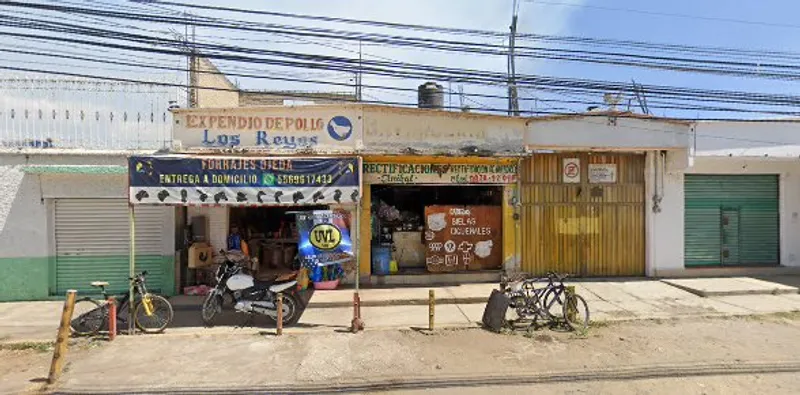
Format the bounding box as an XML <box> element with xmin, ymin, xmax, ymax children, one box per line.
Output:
<box><xmin>418</xmin><ymin>82</ymin><xmax>444</xmax><ymax>109</ymax></box>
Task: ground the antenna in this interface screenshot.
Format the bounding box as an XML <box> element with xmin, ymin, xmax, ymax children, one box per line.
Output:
<box><xmin>632</xmin><ymin>79</ymin><xmax>650</xmax><ymax>115</ymax></box>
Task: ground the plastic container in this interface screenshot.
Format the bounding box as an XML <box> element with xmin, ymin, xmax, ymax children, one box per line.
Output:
<box><xmin>372</xmin><ymin>246</ymin><xmax>392</xmax><ymax>275</ymax></box>
<box><xmin>313</xmin><ymin>279</ymin><xmax>340</xmax><ymax>290</ymax></box>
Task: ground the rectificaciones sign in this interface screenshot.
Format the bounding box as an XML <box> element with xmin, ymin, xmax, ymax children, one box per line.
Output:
<box><xmin>363</xmin><ymin>162</ymin><xmax>517</xmax><ymax>184</ymax></box>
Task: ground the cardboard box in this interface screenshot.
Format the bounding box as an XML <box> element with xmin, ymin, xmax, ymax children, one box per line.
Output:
<box><xmin>188</xmin><ymin>242</ymin><xmax>213</xmax><ymax>269</ymax></box>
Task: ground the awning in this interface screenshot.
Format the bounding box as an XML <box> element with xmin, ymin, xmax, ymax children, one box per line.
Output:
<box><xmin>128</xmin><ymin>155</ymin><xmax>361</xmax><ymax>206</ymax></box>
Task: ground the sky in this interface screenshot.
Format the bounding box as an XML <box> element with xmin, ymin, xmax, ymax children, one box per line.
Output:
<box><xmin>2</xmin><ymin>0</ymin><xmax>800</xmax><ymax>137</ymax></box>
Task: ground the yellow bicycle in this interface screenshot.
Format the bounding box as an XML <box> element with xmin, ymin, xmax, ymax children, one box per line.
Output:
<box><xmin>70</xmin><ymin>271</ymin><xmax>174</xmax><ymax>336</ymax></box>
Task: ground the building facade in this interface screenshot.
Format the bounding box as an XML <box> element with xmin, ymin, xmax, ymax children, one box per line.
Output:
<box><xmin>649</xmin><ymin>120</ymin><xmax>800</xmax><ymax>276</ymax></box>
<box><xmin>4</xmin><ymin>59</ymin><xmax>798</xmax><ymax>302</ymax></box>
<box><xmin>522</xmin><ymin>113</ymin><xmax>692</xmax><ymax>277</ymax></box>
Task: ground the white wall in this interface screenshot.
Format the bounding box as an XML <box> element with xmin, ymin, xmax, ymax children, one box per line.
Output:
<box><xmin>645</xmin><ymin>151</ymin><xmax>686</xmax><ymax>276</ymax></box>
<box><xmin>694</xmin><ymin>121</ymin><xmax>800</xmax><ymax>155</ymax></box>
<box><xmin>527</xmin><ymin>115</ymin><xmax>692</xmax><ymax>150</ymax></box>
<box><xmin>187</xmin><ymin>206</ymin><xmax>228</xmax><ymax>253</ymax></box>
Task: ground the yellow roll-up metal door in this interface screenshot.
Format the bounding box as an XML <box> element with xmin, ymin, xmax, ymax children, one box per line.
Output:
<box><xmin>520</xmin><ymin>153</ymin><xmax>645</xmax><ymax>276</ymax></box>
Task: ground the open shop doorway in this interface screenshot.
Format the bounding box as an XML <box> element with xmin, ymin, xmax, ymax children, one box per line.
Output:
<box><xmin>370</xmin><ymin>185</ymin><xmax>504</xmax><ymax>275</ymax></box>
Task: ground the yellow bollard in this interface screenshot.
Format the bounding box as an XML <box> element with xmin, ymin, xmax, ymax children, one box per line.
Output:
<box><xmin>428</xmin><ymin>289</ymin><xmax>435</xmax><ymax>331</ymax></box>
<box><xmin>48</xmin><ymin>290</ymin><xmax>77</xmax><ymax>384</ymax></box>
<box><xmin>565</xmin><ymin>285</ymin><xmax>577</xmax><ymax>323</ymax></box>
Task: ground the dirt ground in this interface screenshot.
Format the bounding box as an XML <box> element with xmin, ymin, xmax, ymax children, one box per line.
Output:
<box><xmin>5</xmin><ymin>314</ymin><xmax>799</xmax><ymax>394</ymax></box>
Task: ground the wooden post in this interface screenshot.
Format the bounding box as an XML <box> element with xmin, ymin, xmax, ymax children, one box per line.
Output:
<box><xmin>48</xmin><ymin>290</ymin><xmax>77</xmax><ymax>384</ymax></box>
<box><xmin>565</xmin><ymin>285</ymin><xmax>577</xmax><ymax>323</ymax></box>
<box><xmin>108</xmin><ymin>297</ymin><xmax>116</xmax><ymax>342</ymax></box>
<box><xmin>428</xmin><ymin>289</ymin><xmax>435</xmax><ymax>331</ymax></box>
<box><xmin>350</xmin><ymin>201</ymin><xmax>365</xmax><ymax>333</ymax></box>
<box><xmin>276</xmin><ymin>293</ymin><xmax>283</xmax><ymax>336</ymax></box>
<box><xmin>350</xmin><ymin>292</ymin><xmax>364</xmax><ymax>333</ymax></box>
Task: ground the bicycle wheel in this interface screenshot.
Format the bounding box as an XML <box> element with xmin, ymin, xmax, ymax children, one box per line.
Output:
<box><xmin>71</xmin><ymin>298</ymin><xmax>106</xmax><ymax>336</ymax></box>
<box><xmin>134</xmin><ymin>294</ymin><xmax>174</xmax><ymax>334</ymax></box>
<box><xmin>562</xmin><ymin>293</ymin><xmax>590</xmax><ymax>331</ymax></box>
<box><xmin>542</xmin><ymin>288</ymin><xmax>564</xmax><ymax>318</ymax></box>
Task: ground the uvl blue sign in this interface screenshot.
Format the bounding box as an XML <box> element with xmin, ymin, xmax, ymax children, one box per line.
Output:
<box><xmin>296</xmin><ymin>210</ymin><xmax>354</xmax><ymax>268</ymax></box>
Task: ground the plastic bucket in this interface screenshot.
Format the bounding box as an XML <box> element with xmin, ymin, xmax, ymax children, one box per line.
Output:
<box><xmin>372</xmin><ymin>246</ymin><xmax>392</xmax><ymax>275</ymax></box>
<box><xmin>313</xmin><ymin>279</ymin><xmax>340</xmax><ymax>290</ymax></box>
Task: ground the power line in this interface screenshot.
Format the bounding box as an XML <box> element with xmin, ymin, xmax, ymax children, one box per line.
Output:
<box><xmin>5</xmin><ymin>21</ymin><xmax>800</xmax><ymax>113</ymax></box>
<box><xmin>8</xmin><ymin>2</ymin><xmax>800</xmax><ymax>117</ymax></box>
<box><xmin>136</xmin><ymin>0</ymin><xmax>800</xmax><ymax>61</ymax></box>
<box><xmin>9</xmin><ymin>3</ymin><xmax>800</xmax><ymax>88</ymax></box>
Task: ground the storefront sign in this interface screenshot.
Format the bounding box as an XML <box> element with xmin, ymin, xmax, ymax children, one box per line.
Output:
<box><xmin>588</xmin><ymin>163</ymin><xmax>617</xmax><ymax>183</ymax></box>
<box><xmin>172</xmin><ymin>108</ymin><xmax>362</xmax><ymax>153</ymax></box>
<box><xmin>128</xmin><ymin>155</ymin><xmax>360</xmax><ymax>206</ymax></box>
<box><xmin>424</xmin><ymin>206</ymin><xmax>502</xmax><ymax>272</ymax></box>
<box><xmin>364</xmin><ymin>162</ymin><xmax>517</xmax><ymax>184</ymax></box>
<box><xmin>296</xmin><ymin>210</ymin><xmax>354</xmax><ymax>268</ymax></box>
<box><xmin>562</xmin><ymin>158</ymin><xmax>580</xmax><ymax>183</ymax></box>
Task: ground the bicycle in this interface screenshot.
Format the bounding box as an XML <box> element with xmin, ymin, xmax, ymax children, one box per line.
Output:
<box><xmin>503</xmin><ymin>271</ymin><xmax>590</xmax><ymax>331</ymax></box>
<box><xmin>70</xmin><ymin>271</ymin><xmax>174</xmax><ymax>336</ymax></box>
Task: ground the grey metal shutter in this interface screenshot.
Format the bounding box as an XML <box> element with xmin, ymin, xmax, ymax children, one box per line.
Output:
<box><xmin>55</xmin><ymin>199</ymin><xmax>167</xmax><ymax>295</ymax></box>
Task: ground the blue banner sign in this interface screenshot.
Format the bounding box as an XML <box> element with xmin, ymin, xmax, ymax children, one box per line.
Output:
<box><xmin>296</xmin><ymin>210</ymin><xmax>354</xmax><ymax>268</ymax></box>
<box><xmin>128</xmin><ymin>155</ymin><xmax>360</xmax><ymax>206</ymax></box>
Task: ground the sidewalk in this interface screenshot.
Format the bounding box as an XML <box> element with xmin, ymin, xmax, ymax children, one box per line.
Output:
<box><xmin>2</xmin><ymin>277</ymin><xmax>799</xmax><ymax>343</ymax></box>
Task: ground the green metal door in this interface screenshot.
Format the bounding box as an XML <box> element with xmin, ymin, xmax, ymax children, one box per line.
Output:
<box><xmin>720</xmin><ymin>209</ymin><xmax>740</xmax><ymax>265</ymax></box>
<box><xmin>684</xmin><ymin>175</ymin><xmax>779</xmax><ymax>267</ymax></box>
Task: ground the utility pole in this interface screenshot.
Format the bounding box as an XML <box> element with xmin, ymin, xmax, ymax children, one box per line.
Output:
<box><xmin>508</xmin><ymin>1</ymin><xmax>520</xmax><ymax>116</ymax></box>
<box><xmin>356</xmin><ymin>40</ymin><xmax>363</xmax><ymax>102</ymax></box>
<box><xmin>186</xmin><ymin>12</ymin><xmax>197</xmax><ymax>108</ymax></box>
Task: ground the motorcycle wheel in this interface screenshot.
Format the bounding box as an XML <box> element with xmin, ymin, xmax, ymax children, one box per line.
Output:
<box><xmin>266</xmin><ymin>293</ymin><xmax>301</xmax><ymax>327</ymax></box>
<box><xmin>201</xmin><ymin>293</ymin><xmax>223</xmax><ymax>327</ymax></box>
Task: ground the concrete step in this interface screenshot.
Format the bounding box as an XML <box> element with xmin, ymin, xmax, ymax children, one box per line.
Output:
<box><xmin>661</xmin><ymin>277</ymin><xmax>799</xmax><ymax>297</ymax></box>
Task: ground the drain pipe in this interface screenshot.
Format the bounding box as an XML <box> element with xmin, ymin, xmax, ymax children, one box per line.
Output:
<box><xmin>514</xmin><ymin>157</ymin><xmax>523</xmax><ymax>274</ymax></box>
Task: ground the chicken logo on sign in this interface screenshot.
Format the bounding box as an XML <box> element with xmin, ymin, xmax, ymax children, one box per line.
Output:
<box><xmin>327</xmin><ymin>116</ymin><xmax>353</xmax><ymax>141</ymax></box>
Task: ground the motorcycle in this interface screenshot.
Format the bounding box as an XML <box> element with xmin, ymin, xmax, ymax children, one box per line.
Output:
<box><xmin>201</xmin><ymin>250</ymin><xmax>303</xmax><ymax>327</ymax></box>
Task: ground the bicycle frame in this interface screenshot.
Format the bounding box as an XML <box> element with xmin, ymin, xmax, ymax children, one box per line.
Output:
<box><xmin>93</xmin><ymin>274</ymin><xmax>151</xmax><ymax>316</ymax></box>
<box><xmin>508</xmin><ymin>274</ymin><xmax>567</xmax><ymax>322</ymax></box>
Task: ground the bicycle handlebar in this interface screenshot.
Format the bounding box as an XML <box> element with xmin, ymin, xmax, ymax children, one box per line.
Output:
<box><xmin>128</xmin><ymin>270</ymin><xmax>148</xmax><ymax>282</ymax></box>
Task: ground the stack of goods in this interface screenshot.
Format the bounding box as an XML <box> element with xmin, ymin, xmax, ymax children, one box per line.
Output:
<box><xmin>310</xmin><ymin>264</ymin><xmax>345</xmax><ymax>290</ymax></box>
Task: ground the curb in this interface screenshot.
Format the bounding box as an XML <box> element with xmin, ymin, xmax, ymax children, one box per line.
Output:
<box><xmin>170</xmin><ymin>296</ymin><xmax>491</xmax><ymax>311</ymax></box>
<box><xmin>48</xmin><ymin>360</ymin><xmax>800</xmax><ymax>394</ymax></box>
<box><xmin>307</xmin><ymin>296</ymin><xmax>489</xmax><ymax>308</ymax></box>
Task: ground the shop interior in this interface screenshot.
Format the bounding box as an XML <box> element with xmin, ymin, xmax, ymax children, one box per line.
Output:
<box><xmin>370</xmin><ymin>185</ymin><xmax>503</xmax><ymax>275</ymax></box>
<box><xmin>228</xmin><ymin>206</ymin><xmax>328</xmax><ymax>280</ymax></box>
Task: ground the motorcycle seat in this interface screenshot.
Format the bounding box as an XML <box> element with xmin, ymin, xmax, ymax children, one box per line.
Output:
<box><xmin>253</xmin><ymin>279</ymin><xmax>274</xmax><ymax>289</ymax></box>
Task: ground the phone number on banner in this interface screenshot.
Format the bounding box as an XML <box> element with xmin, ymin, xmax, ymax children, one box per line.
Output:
<box><xmin>467</xmin><ymin>174</ymin><xmax>517</xmax><ymax>183</ymax></box>
<box><xmin>277</xmin><ymin>174</ymin><xmax>334</xmax><ymax>185</ymax></box>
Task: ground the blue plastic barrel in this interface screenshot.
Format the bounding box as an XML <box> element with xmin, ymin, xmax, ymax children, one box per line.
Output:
<box><xmin>372</xmin><ymin>246</ymin><xmax>392</xmax><ymax>275</ymax></box>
